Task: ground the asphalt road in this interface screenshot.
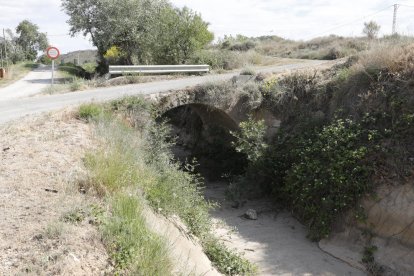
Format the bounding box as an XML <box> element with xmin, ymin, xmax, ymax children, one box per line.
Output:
<box><xmin>0</xmin><ymin>60</ymin><xmax>325</xmax><ymax>125</ymax></box>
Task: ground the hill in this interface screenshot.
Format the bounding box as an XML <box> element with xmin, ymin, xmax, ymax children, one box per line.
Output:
<box><xmin>59</xmin><ymin>50</ymin><xmax>97</xmax><ymax>65</ymax></box>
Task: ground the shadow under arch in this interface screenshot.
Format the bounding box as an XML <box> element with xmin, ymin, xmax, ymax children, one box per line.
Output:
<box><xmin>161</xmin><ymin>103</ymin><xmax>239</xmax><ymax>131</ymax></box>
<box><xmin>160</xmin><ymin>103</ymin><xmax>246</xmax><ymax>180</ymax></box>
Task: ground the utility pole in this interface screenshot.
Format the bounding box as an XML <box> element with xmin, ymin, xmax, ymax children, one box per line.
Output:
<box><xmin>1</xmin><ymin>47</ymin><xmax>4</xmax><ymax>68</ymax></box>
<box><xmin>2</xmin><ymin>28</ymin><xmax>8</xmax><ymax>68</ymax></box>
<box><xmin>392</xmin><ymin>4</ymin><xmax>399</xmax><ymax>35</ymax></box>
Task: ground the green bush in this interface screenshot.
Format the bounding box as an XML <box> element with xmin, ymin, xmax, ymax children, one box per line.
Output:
<box><xmin>59</xmin><ymin>62</ymin><xmax>92</xmax><ymax>79</ymax></box>
<box><xmin>269</xmin><ymin>119</ymin><xmax>373</xmax><ymax>240</ymax></box>
<box><xmin>78</xmin><ymin>103</ymin><xmax>103</xmax><ymax>121</ymax></box>
<box><xmin>81</xmin><ymin>62</ymin><xmax>97</xmax><ymax>74</ymax></box>
<box><xmin>231</xmin><ymin>116</ymin><xmax>267</xmax><ymax>163</ymax></box>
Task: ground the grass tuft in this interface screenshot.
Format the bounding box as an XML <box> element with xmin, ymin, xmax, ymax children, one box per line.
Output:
<box><xmin>102</xmin><ymin>194</ymin><xmax>172</xmax><ymax>275</ymax></box>
<box><xmin>78</xmin><ymin>103</ymin><xmax>104</xmax><ymax>121</ymax></box>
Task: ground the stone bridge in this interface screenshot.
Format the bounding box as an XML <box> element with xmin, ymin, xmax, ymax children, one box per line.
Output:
<box><xmin>151</xmin><ymin>79</ymin><xmax>281</xmax><ymax>140</ymax></box>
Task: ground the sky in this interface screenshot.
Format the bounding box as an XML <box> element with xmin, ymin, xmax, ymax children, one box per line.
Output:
<box><xmin>1</xmin><ymin>0</ymin><xmax>414</xmax><ymax>54</ymax></box>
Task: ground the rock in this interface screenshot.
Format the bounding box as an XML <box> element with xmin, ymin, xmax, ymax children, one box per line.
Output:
<box><xmin>244</xmin><ymin>209</ymin><xmax>258</xmax><ymax>220</ymax></box>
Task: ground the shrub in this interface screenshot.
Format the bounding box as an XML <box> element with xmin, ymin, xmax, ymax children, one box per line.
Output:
<box><xmin>189</xmin><ymin>49</ymin><xmax>243</xmax><ymax>70</ymax></box>
<box><xmin>229</xmin><ymin>41</ymin><xmax>256</xmax><ymax>51</ymax></box>
<box><xmin>81</xmin><ymin>62</ymin><xmax>97</xmax><ymax>74</ymax></box>
<box><xmin>78</xmin><ymin>103</ymin><xmax>103</xmax><ymax>121</ymax></box>
<box><xmin>59</xmin><ymin>62</ymin><xmax>91</xmax><ymax>79</ymax></box>
<box><xmin>69</xmin><ymin>77</ymin><xmax>85</xmax><ymax>91</ymax></box>
<box><xmin>240</xmin><ymin>68</ymin><xmax>256</xmax><ymax>76</ymax></box>
<box><xmin>231</xmin><ymin>116</ymin><xmax>267</xmax><ymax>163</ymax></box>
<box><xmin>270</xmin><ymin>119</ymin><xmax>373</xmax><ymax>240</ymax></box>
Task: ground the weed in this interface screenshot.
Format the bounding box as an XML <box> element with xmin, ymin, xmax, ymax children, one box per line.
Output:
<box><xmin>231</xmin><ymin>116</ymin><xmax>267</xmax><ymax>163</ymax></box>
<box><xmin>61</xmin><ymin>207</ymin><xmax>86</xmax><ymax>224</ymax></box>
<box><xmin>204</xmin><ymin>238</ymin><xmax>257</xmax><ymax>275</ymax></box>
<box><xmin>78</xmin><ymin>103</ymin><xmax>104</xmax><ymax>121</ymax></box>
<box><xmin>240</xmin><ymin>68</ymin><xmax>256</xmax><ymax>76</ymax></box>
<box><xmin>69</xmin><ymin>77</ymin><xmax>85</xmax><ymax>91</ymax></box>
<box><xmin>44</xmin><ymin>222</ymin><xmax>65</xmax><ymax>239</ymax></box>
<box><xmin>102</xmin><ymin>194</ymin><xmax>172</xmax><ymax>275</ymax></box>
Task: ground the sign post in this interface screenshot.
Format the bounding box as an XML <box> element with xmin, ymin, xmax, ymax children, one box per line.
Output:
<box><xmin>46</xmin><ymin>46</ymin><xmax>60</xmax><ymax>86</ymax></box>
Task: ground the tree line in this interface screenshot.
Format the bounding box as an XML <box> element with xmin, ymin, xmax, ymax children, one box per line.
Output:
<box><xmin>1</xmin><ymin>20</ymin><xmax>49</xmax><ymax>64</ymax></box>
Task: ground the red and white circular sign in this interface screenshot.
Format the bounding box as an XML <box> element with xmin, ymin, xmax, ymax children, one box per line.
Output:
<box><xmin>46</xmin><ymin>46</ymin><xmax>60</xmax><ymax>60</ymax></box>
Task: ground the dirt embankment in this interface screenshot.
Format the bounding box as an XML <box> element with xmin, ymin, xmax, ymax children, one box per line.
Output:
<box><xmin>0</xmin><ymin>111</ymin><xmax>110</xmax><ymax>275</ymax></box>
<box><xmin>0</xmin><ymin>112</ymin><xmax>219</xmax><ymax>276</ymax></box>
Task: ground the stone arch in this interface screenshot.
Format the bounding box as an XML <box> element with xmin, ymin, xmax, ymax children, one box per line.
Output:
<box><xmin>154</xmin><ymin>88</ymin><xmax>282</xmax><ymax>140</ymax></box>
<box><xmin>162</xmin><ymin>103</ymin><xmax>239</xmax><ymax>131</ymax></box>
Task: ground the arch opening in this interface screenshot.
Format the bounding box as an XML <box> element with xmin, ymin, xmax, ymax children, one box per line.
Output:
<box><xmin>160</xmin><ymin>103</ymin><xmax>247</xmax><ymax>180</ymax></box>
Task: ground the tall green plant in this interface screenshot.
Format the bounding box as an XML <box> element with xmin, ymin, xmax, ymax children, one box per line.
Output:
<box><xmin>231</xmin><ymin>116</ymin><xmax>267</xmax><ymax>163</ymax></box>
<box><xmin>276</xmin><ymin>119</ymin><xmax>373</xmax><ymax>240</ymax></box>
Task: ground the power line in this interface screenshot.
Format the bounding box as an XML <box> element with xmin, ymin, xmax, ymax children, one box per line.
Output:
<box><xmin>47</xmin><ymin>34</ymin><xmax>71</xmax><ymax>37</ymax></box>
<box><xmin>306</xmin><ymin>5</ymin><xmax>393</xmax><ymax>39</ymax></box>
<box><xmin>399</xmin><ymin>4</ymin><xmax>414</xmax><ymax>8</ymax></box>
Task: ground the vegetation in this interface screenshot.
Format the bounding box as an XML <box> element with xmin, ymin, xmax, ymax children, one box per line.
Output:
<box><xmin>41</xmin><ymin>63</ymin><xmax>99</xmax><ymax>94</ymax></box>
<box><xmin>102</xmin><ymin>194</ymin><xmax>172</xmax><ymax>275</ymax></box>
<box><xmin>0</xmin><ymin>62</ymin><xmax>37</xmax><ymax>87</ymax></box>
<box><xmin>78</xmin><ymin>103</ymin><xmax>104</xmax><ymax>121</ymax></box>
<box><xmin>192</xmin><ymin>41</ymin><xmax>413</xmax><ymax>243</ymax></box>
<box><xmin>240</xmin><ymin>68</ymin><xmax>256</xmax><ymax>76</ymax></box>
<box><xmin>204</xmin><ymin>238</ymin><xmax>256</xmax><ymax>275</ymax></box>
<box><xmin>62</xmin><ymin>0</ymin><xmax>213</xmax><ymax>70</ymax></box>
<box><xmin>270</xmin><ymin>118</ymin><xmax>374</xmax><ymax>240</ymax></box>
<box><xmin>231</xmin><ymin>116</ymin><xmax>267</xmax><ymax>163</ymax></box>
<box><xmin>363</xmin><ymin>21</ymin><xmax>381</xmax><ymax>39</ymax></box>
<box><xmin>1</xmin><ymin>20</ymin><xmax>48</xmax><ymax>64</ymax></box>
<box><xmin>214</xmin><ymin>32</ymin><xmax>414</xmax><ymax>61</ymax></box>
<box><xmin>15</xmin><ymin>20</ymin><xmax>48</xmax><ymax>61</ymax></box>
<box><xmin>79</xmin><ymin>98</ymin><xmax>256</xmax><ymax>275</ymax></box>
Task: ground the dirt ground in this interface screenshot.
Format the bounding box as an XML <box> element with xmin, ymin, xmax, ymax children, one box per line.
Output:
<box><xmin>0</xmin><ymin>111</ymin><xmax>111</xmax><ymax>275</ymax></box>
<box><xmin>205</xmin><ymin>183</ymin><xmax>366</xmax><ymax>276</ymax></box>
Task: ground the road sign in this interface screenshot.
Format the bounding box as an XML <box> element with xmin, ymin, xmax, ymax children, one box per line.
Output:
<box><xmin>46</xmin><ymin>47</ymin><xmax>60</xmax><ymax>86</ymax></box>
<box><xmin>46</xmin><ymin>47</ymin><xmax>60</xmax><ymax>60</ymax></box>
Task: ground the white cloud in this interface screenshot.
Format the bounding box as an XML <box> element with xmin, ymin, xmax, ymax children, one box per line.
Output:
<box><xmin>1</xmin><ymin>0</ymin><xmax>414</xmax><ymax>54</ymax></box>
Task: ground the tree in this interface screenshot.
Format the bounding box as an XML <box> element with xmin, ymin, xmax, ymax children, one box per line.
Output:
<box><xmin>363</xmin><ymin>21</ymin><xmax>380</xmax><ymax>39</ymax></box>
<box><xmin>16</xmin><ymin>20</ymin><xmax>48</xmax><ymax>60</ymax></box>
<box><xmin>62</xmin><ymin>0</ymin><xmax>213</xmax><ymax>69</ymax></box>
<box><xmin>1</xmin><ymin>29</ymin><xmax>25</xmax><ymax>64</ymax></box>
<box><xmin>152</xmin><ymin>7</ymin><xmax>214</xmax><ymax>64</ymax></box>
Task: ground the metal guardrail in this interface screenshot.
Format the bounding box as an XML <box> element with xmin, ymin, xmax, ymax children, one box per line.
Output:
<box><xmin>109</xmin><ymin>64</ymin><xmax>210</xmax><ymax>75</ymax></box>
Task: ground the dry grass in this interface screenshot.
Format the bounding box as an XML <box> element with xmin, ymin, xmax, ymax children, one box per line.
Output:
<box><xmin>217</xmin><ymin>34</ymin><xmax>414</xmax><ymax>62</ymax></box>
<box><xmin>354</xmin><ymin>42</ymin><xmax>414</xmax><ymax>74</ymax></box>
<box><xmin>0</xmin><ymin>111</ymin><xmax>111</xmax><ymax>275</ymax></box>
<box><xmin>0</xmin><ymin>62</ymin><xmax>38</xmax><ymax>88</ymax></box>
